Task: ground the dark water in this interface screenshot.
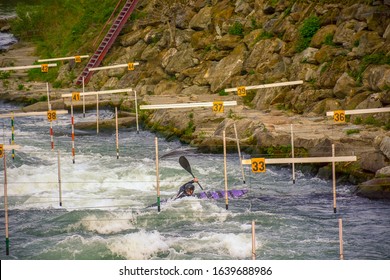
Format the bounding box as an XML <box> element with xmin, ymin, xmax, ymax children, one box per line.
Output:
<box><xmin>0</xmin><ymin>0</ymin><xmax>17</xmax><ymax>50</ymax></box>
<box><xmin>0</xmin><ymin>101</ymin><xmax>389</xmax><ymax>260</ymax></box>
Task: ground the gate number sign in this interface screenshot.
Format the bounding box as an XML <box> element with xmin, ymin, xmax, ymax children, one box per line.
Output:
<box><xmin>333</xmin><ymin>110</ymin><xmax>346</xmax><ymax>123</ymax></box>
<box><xmin>72</xmin><ymin>92</ymin><xmax>80</xmax><ymax>101</ymax></box>
<box><xmin>237</xmin><ymin>86</ymin><xmax>246</xmax><ymax>97</ymax></box>
<box><xmin>213</xmin><ymin>101</ymin><xmax>224</xmax><ymax>113</ymax></box>
<box><xmin>47</xmin><ymin>110</ymin><xmax>57</xmax><ymax>122</ymax></box>
<box><xmin>251</xmin><ymin>158</ymin><xmax>266</xmax><ymax>173</ymax></box>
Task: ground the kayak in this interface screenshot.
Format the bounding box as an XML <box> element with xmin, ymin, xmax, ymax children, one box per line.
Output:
<box><xmin>147</xmin><ymin>189</ymin><xmax>248</xmax><ymax>208</ymax></box>
<box><xmin>196</xmin><ymin>189</ymin><xmax>248</xmax><ymax>199</ymax></box>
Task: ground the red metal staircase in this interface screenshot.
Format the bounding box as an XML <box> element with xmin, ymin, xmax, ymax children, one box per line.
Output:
<box><xmin>75</xmin><ymin>0</ymin><xmax>139</xmax><ymax>85</ymax></box>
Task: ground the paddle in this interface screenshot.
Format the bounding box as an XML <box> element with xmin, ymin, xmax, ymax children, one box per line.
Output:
<box><xmin>179</xmin><ymin>156</ymin><xmax>203</xmax><ymax>190</ymax></box>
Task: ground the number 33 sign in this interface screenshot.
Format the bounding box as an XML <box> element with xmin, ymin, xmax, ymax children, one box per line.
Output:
<box><xmin>251</xmin><ymin>158</ymin><xmax>266</xmax><ymax>173</ymax></box>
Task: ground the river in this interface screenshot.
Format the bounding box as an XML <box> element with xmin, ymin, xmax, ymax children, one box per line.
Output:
<box><xmin>0</xmin><ymin>100</ymin><xmax>389</xmax><ymax>260</ymax></box>
<box><xmin>0</xmin><ymin>0</ymin><xmax>41</xmax><ymax>50</ymax></box>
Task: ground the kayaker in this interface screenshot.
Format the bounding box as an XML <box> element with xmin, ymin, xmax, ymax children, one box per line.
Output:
<box><xmin>176</xmin><ymin>178</ymin><xmax>198</xmax><ymax>199</ymax></box>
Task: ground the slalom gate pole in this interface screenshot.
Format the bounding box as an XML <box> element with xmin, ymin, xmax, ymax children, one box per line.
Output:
<box><xmin>115</xmin><ymin>107</ymin><xmax>119</xmax><ymax>159</ymax></box>
<box><xmin>134</xmin><ymin>90</ymin><xmax>139</xmax><ymax>134</ymax></box>
<box><xmin>96</xmin><ymin>93</ymin><xmax>99</xmax><ymax>134</ymax></box>
<box><xmin>11</xmin><ymin>113</ymin><xmax>14</xmax><ymax>160</ymax></box>
<box><xmin>155</xmin><ymin>137</ymin><xmax>161</xmax><ymax>212</ymax></box>
<box><xmin>339</xmin><ymin>218</ymin><xmax>344</xmax><ymax>260</ymax></box>
<box><xmin>58</xmin><ymin>150</ymin><xmax>63</xmax><ymax>207</ymax></box>
<box><xmin>3</xmin><ymin>151</ymin><xmax>10</xmax><ymax>255</ymax></box>
<box><xmin>223</xmin><ymin>130</ymin><xmax>228</xmax><ymax>210</ymax></box>
<box><xmin>47</xmin><ymin>83</ymin><xmax>54</xmax><ymax>150</ymax></box>
<box><xmin>233</xmin><ymin>123</ymin><xmax>245</xmax><ymax>184</ymax></box>
<box><xmin>71</xmin><ymin>101</ymin><xmax>75</xmax><ymax>164</ymax></box>
<box><xmin>82</xmin><ymin>77</ymin><xmax>86</xmax><ymax>118</ymax></box>
<box><xmin>291</xmin><ymin>124</ymin><xmax>295</xmax><ymax>184</ymax></box>
<box><xmin>252</xmin><ymin>220</ymin><xmax>256</xmax><ymax>260</ymax></box>
<box><xmin>332</xmin><ymin>144</ymin><xmax>337</xmax><ymax>213</ymax></box>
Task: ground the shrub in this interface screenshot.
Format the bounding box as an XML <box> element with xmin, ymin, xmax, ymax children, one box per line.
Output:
<box><xmin>229</xmin><ymin>22</ymin><xmax>244</xmax><ymax>36</ymax></box>
<box><xmin>296</xmin><ymin>16</ymin><xmax>321</xmax><ymax>52</ymax></box>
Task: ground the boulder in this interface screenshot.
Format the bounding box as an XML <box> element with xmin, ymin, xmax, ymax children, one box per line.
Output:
<box><xmin>164</xmin><ymin>47</ymin><xmax>198</xmax><ymax>75</ymax></box>
<box><xmin>363</xmin><ymin>65</ymin><xmax>390</xmax><ymax>92</ymax></box>
<box><xmin>353</xmin><ymin>31</ymin><xmax>385</xmax><ymax>57</ymax></box>
<box><xmin>207</xmin><ymin>43</ymin><xmax>247</xmax><ymax>92</ymax></box>
<box><xmin>356</xmin><ymin>177</ymin><xmax>390</xmax><ymax>199</ymax></box>
<box><xmin>359</xmin><ymin>151</ymin><xmax>388</xmax><ymax>173</ymax></box>
<box><xmin>376</xmin><ymin>166</ymin><xmax>390</xmax><ymax>178</ymax></box>
<box><xmin>189</xmin><ymin>6</ymin><xmax>212</xmax><ymax>31</ymax></box>
<box><xmin>380</xmin><ymin>136</ymin><xmax>390</xmax><ymax>159</ymax></box>
<box><xmin>333</xmin><ymin>19</ymin><xmax>367</xmax><ymax>49</ymax></box>
<box><xmin>333</xmin><ymin>72</ymin><xmax>357</xmax><ymax>99</ymax></box>
<box><xmin>310</xmin><ymin>25</ymin><xmax>337</xmax><ymax>48</ymax></box>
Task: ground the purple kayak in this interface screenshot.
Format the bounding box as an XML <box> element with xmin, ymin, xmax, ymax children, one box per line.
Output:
<box><xmin>196</xmin><ymin>189</ymin><xmax>248</xmax><ymax>199</ymax></box>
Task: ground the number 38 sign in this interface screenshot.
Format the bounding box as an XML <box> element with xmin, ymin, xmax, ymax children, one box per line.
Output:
<box><xmin>47</xmin><ymin>110</ymin><xmax>57</xmax><ymax>122</ymax></box>
<box><xmin>251</xmin><ymin>158</ymin><xmax>266</xmax><ymax>173</ymax></box>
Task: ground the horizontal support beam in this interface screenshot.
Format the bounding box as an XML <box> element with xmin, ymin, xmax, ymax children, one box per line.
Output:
<box><xmin>37</xmin><ymin>55</ymin><xmax>89</xmax><ymax>62</ymax></box>
<box><xmin>0</xmin><ymin>63</ymin><xmax>57</xmax><ymax>71</ymax></box>
<box><xmin>1</xmin><ymin>144</ymin><xmax>21</xmax><ymax>151</ymax></box>
<box><xmin>61</xmin><ymin>88</ymin><xmax>134</xmax><ymax>98</ymax></box>
<box><xmin>326</xmin><ymin>107</ymin><xmax>390</xmax><ymax>116</ymax></box>
<box><xmin>225</xmin><ymin>80</ymin><xmax>303</xmax><ymax>92</ymax></box>
<box><xmin>0</xmin><ymin>110</ymin><xmax>68</xmax><ymax>119</ymax></box>
<box><xmin>89</xmin><ymin>62</ymin><xmax>140</xmax><ymax>71</ymax></box>
<box><xmin>242</xmin><ymin>156</ymin><xmax>357</xmax><ymax>165</ymax></box>
<box><xmin>140</xmin><ymin>101</ymin><xmax>238</xmax><ymax>110</ymax></box>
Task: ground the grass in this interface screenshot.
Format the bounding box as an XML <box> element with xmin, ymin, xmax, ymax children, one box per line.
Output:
<box><xmin>11</xmin><ymin>0</ymin><xmax>119</xmax><ymax>58</ymax></box>
<box><xmin>296</xmin><ymin>16</ymin><xmax>321</xmax><ymax>52</ymax></box>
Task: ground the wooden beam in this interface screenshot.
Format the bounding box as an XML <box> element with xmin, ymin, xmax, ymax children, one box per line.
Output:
<box><xmin>89</xmin><ymin>62</ymin><xmax>140</xmax><ymax>71</ymax></box>
<box><xmin>0</xmin><ymin>64</ymin><xmax>57</xmax><ymax>71</ymax></box>
<box><xmin>61</xmin><ymin>88</ymin><xmax>134</xmax><ymax>98</ymax></box>
<box><xmin>37</xmin><ymin>55</ymin><xmax>89</xmax><ymax>62</ymax></box>
<box><xmin>225</xmin><ymin>80</ymin><xmax>303</xmax><ymax>92</ymax></box>
<box><xmin>242</xmin><ymin>156</ymin><xmax>357</xmax><ymax>165</ymax></box>
<box><xmin>0</xmin><ymin>110</ymin><xmax>68</xmax><ymax>119</ymax></box>
<box><xmin>326</xmin><ymin>107</ymin><xmax>390</xmax><ymax>116</ymax></box>
<box><xmin>140</xmin><ymin>101</ymin><xmax>237</xmax><ymax>110</ymax></box>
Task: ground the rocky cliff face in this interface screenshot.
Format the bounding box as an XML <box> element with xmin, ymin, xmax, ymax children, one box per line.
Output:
<box><xmin>2</xmin><ymin>0</ymin><xmax>390</xmax><ymax>197</ymax></box>
<box><xmin>70</xmin><ymin>0</ymin><xmax>390</xmax><ymax>196</ymax></box>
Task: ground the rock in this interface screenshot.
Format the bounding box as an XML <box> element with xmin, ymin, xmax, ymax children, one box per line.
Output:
<box><xmin>384</xmin><ymin>23</ymin><xmax>390</xmax><ymax>40</ymax></box>
<box><xmin>317</xmin><ymin>56</ymin><xmax>348</xmax><ymax>89</ymax></box>
<box><xmin>216</xmin><ymin>34</ymin><xmax>242</xmax><ymax>50</ymax></box>
<box><xmin>164</xmin><ymin>47</ymin><xmax>198</xmax><ymax>75</ymax></box>
<box><xmin>333</xmin><ymin>72</ymin><xmax>356</xmax><ymax>99</ymax></box>
<box><xmin>353</xmin><ymin>31</ymin><xmax>385</xmax><ymax>57</ymax></box>
<box><xmin>379</xmin><ymin>90</ymin><xmax>390</xmax><ymax>104</ymax></box>
<box><xmin>363</xmin><ymin>65</ymin><xmax>390</xmax><ymax>92</ymax></box>
<box><xmin>356</xmin><ymin>177</ymin><xmax>390</xmax><ymax>199</ymax></box>
<box><xmin>154</xmin><ymin>80</ymin><xmax>183</xmax><ymax>95</ymax></box>
<box><xmin>380</xmin><ymin>136</ymin><xmax>390</xmax><ymax>159</ymax></box>
<box><xmin>376</xmin><ymin>166</ymin><xmax>390</xmax><ymax>178</ymax></box>
<box><xmin>314</xmin><ymin>45</ymin><xmax>347</xmax><ymax>64</ymax></box>
<box><xmin>120</xmin><ymin>27</ymin><xmax>151</xmax><ymax>47</ymax></box>
<box><xmin>189</xmin><ymin>6</ymin><xmax>212</xmax><ymax>31</ymax></box>
<box><xmin>310</xmin><ymin>25</ymin><xmax>337</xmax><ymax>48</ymax></box>
<box><xmin>207</xmin><ymin>43</ymin><xmax>247</xmax><ymax>92</ymax></box>
<box><xmin>359</xmin><ymin>151</ymin><xmax>388</xmax><ymax>173</ymax></box>
<box><xmin>333</xmin><ymin>19</ymin><xmax>367</xmax><ymax>49</ymax></box>
<box><xmin>245</xmin><ymin>38</ymin><xmax>285</xmax><ymax>69</ymax></box>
